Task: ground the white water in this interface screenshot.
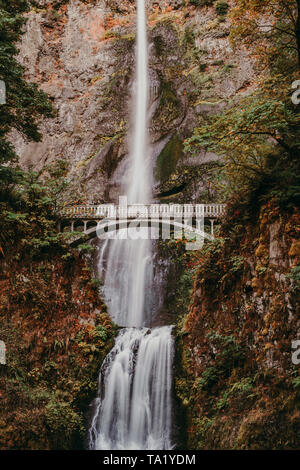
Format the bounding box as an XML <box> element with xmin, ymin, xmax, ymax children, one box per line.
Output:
<box><xmin>89</xmin><ymin>0</ymin><xmax>174</xmax><ymax>451</ymax></box>
<box><xmin>127</xmin><ymin>0</ymin><xmax>150</xmax><ymax>204</ymax></box>
<box><xmin>89</xmin><ymin>327</ymin><xmax>174</xmax><ymax>450</ymax></box>
<box><xmin>97</xmin><ymin>0</ymin><xmax>152</xmax><ymax>328</ymax></box>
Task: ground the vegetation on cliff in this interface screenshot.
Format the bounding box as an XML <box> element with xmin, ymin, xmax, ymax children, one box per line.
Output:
<box><xmin>175</xmin><ymin>202</ymin><xmax>299</xmax><ymax>449</ymax></box>
<box><xmin>0</xmin><ymin>156</ymin><xmax>117</xmax><ymax>449</ymax></box>
<box><xmin>0</xmin><ymin>252</ymin><xmax>116</xmax><ymax>449</ymax></box>
<box><xmin>0</xmin><ymin>1</ymin><xmax>117</xmax><ymax>450</ymax></box>
<box><xmin>0</xmin><ymin>0</ymin><xmax>54</xmax><ymax>183</ymax></box>
<box><xmin>185</xmin><ymin>0</ymin><xmax>300</xmax><ymax>208</ymax></box>
<box><xmin>174</xmin><ymin>0</ymin><xmax>300</xmax><ymax>450</ymax></box>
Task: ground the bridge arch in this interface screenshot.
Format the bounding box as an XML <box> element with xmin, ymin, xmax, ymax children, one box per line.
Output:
<box><xmin>86</xmin><ymin>220</ymin><xmax>97</xmax><ymax>231</ymax></box>
<box><xmin>58</xmin><ymin>203</ymin><xmax>226</xmax><ymax>248</ymax></box>
<box><xmin>74</xmin><ymin>220</ymin><xmax>85</xmax><ymax>232</ymax></box>
<box><xmin>68</xmin><ymin>217</ymin><xmax>215</xmax><ymax>249</ymax></box>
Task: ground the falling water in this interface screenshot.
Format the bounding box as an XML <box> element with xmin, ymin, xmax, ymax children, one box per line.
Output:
<box><xmin>97</xmin><ymin>0</ymin><xmax>152</xmax><ymax>328</ymax></box>
<box><xmin>89</xmin><ymin>327</ymin><xmax>174</xmax><ymax>450</ymax></box>
<box><xmin>89</xmin><ymin>0</ymin><xmax>174</xmax><ymax>450</ymax></box>
<box><xmin>127</xmin><ymin>0</ymin><xmax>150</xmax><ymax>204</ymax></box>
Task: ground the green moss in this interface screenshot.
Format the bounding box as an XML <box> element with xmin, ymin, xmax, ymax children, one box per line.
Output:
<box><xmin>153</xmin><ymin>35</ymin><xmax>164</xmax><ymax>56</ymax></box>
<box><xmin>155</xmin><ymin>134</ymin><xmax>184</xmax><ymax>183</ymax></box>
<box><xmin>189</xmin><ymin>0</ymin><xmax>213</xmax><ymax>6</ymax></box>
<box><xmin>222</xmin><ymin>63</ymin><xmax>235</xmax><ymax>73</ymax></box>
<box><xmin>192</xmin><ymin>417</ymin><xmax>215</xmax><ymax>449</ymax></box>
<box><xmin>152</xmin><ymin>78</ymin><xmax>181</xmax><ymax>129</ymax></box>
<box><xmin>90</xmin><ymin>75</ymin><xmax>103</xmax><ymax>84</ymax></box>
<box><xmin>161</xmin><ymin>81</ymin><xmax>179</xmax><ymax>108</ymax></box>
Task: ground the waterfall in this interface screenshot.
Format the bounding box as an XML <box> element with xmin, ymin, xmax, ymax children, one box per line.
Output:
<box><xmin>128</xmin><ymin>0</ymin><xmax>150</xmax><ymax>204</ymax></box>
<box><xmin>89</xmin><ymin>327</ymin><xmax>174</xmax><ymax>450</ymax></box>
<box><xmin>89</xmin><ymin>0</ymin><xmax>174</xmax><ymax>451</ymax></box>
<box><xmin>97</xmin><ymin>0</ymin><xmax>152</xmax><ymax>328</ymax></box>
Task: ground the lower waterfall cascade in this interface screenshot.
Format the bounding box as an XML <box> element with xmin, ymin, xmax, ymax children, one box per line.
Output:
<box><xmin>88</xmin><ymin>0</ymin><xmax>175</xmax><ymax>451</ymax></box>
<box><xmin>89</xmin><ymin>327</ymin><xmax>174</xmax><ymax>450</ymax></box>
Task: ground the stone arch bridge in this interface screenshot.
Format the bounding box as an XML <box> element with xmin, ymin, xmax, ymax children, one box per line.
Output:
<box><xmin>58</xmin><ymin>203</ymin><xmax>226</xmax><ymax>246</ymax></box>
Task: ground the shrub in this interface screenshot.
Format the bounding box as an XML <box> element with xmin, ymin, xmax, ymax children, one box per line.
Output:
<box><xmin>287</xmin><ymin>265</ymin><xmax>300</xmax><ymax>289</ymax></box>
<box><xmin>215</xmin><ymin>0</ymin><xmax>229</xmax><ymax>16</ymax></box>
<box><xmin>292</xmin><ymin>376</ymin><xmax>300</xmax><ymax>389</ymax></box>
<box><xmin>230</xmin><ymin>255</ymin><xmax>245</xmax><ymax>273</ymax></box>
<box><xmin>45</xmin><ymin>400</ymin><xmax>84</xmax><ymax>449</ymax></box>
<box><xmin>190</xmin><ymin>0</ymin><xmax>213</xmax><ymax>6</ymax></box>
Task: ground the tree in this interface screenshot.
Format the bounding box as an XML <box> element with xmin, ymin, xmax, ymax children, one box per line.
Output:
<box><xmin>1</xmin><ymin>162</ymin><xmax>71</xmax><ymax>258</ymax></box>
<box><xmin>185</xmin><ymin>2</ymin><xmax>300</xmax><ymax>205</ymax></box>
<box><xmin>230</xmin><ymin>0</ymin><xmax>300</xmax><ymax>70</ymax></box>
<box><xmin>185</xmin><ymin>75</ymin><xmax>300</xmax><ymax>200</ymax></box>
<box><xmin>0</xmin><ymin>0</ymin><xmax>54</xmax><ymax>185</ymax></box>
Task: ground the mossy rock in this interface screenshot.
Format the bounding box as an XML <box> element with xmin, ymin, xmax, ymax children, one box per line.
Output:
<box><xmin>152</xmin><ymin>80</ymin><xmax>181</xmax><ymax>130</ymax></box>
<box><xmin>155</xmin><ymin>134</ymin><xmax>184</xmax><ymax>183</ymax></box>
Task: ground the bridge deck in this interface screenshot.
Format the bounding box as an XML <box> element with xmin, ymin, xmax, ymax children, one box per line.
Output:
<box><xmin>60</xmin><ymin>203</ymin><xmax>226</xmax><ymax>220</ymax></box>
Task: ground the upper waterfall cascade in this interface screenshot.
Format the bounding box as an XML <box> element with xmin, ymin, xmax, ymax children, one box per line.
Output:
<box><xmin>89</xmin><ymin>0</ymin><xmax>174</xmax><ymax>451</ymax></box>
<box><xmin>96</xmin><ymin>0</ymin><xmax>152</xmax><ymax>329</ymax></box>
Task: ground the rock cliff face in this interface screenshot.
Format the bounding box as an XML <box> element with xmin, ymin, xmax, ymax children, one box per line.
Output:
<box><xmin>14</xmin><ymin>0</ymin><xmax>255</xmax><ymax>204</ymax></box>
<box><xmin>175</xmin><ymin>203</ymin><xmax>300</xmax><ymax>449</ymax></box>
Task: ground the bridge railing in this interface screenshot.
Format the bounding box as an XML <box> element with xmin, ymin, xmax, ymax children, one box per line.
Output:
<box><xmin>60</xmin><ymin>203</ymin><xmax>226</xmax><ymax>219</ymax></box>
<box><xmin>202</xmin><ymin>204</ymin><xmax>226</xmax><ymax>217</ymax></box>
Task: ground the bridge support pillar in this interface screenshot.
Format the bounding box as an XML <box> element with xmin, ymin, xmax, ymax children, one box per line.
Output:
<box><xmin>209</xmin><ymin>219</ymin><xmax>215</xmax><ymax>237</ymax></box>
<box><xmin>83</xmin><ymin>220</ymin><xmax>88</xmax><ymax>233</ymax></box>
<box><xmin>71</xmin><ymin>221</ymin><xmax>75</xmax><ymax>232</ymax></box>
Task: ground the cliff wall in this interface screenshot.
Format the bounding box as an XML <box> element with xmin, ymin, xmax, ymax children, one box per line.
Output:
<box><xmin>14</xmin><ymin>0</ymin><xmax>255</xmax><ymax>203</ymax></box>
<box><xmin>175</xmin><ymin>202</ymin><xmax>300</xmax><ymax>449</ymax></box>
